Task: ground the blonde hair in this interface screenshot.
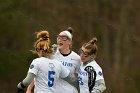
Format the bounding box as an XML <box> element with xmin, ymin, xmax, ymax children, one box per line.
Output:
<box><xmin>33</xmin><ymin>30</ymin><xmax>53</xmax><ymax>57</ymax></box>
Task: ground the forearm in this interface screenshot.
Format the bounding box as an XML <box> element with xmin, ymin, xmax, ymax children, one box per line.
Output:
<box><xmin>17</xmin><ymin>73</ymin><xmax>35</xmax><ymax>93</ymax></box>
<box><xmin>63</xmin><ymin>73</ymin><xmax>79</xmax><ymax>88</ymax></box>
<box><xmin>91</xmin><ymin>79</ymin><xmax>106</xmax><ymax>93</ymax></box>
<box><xmin>26</xmin><ymin>80</ymin><xmax>35</xmax><ymax>93</ymax></box>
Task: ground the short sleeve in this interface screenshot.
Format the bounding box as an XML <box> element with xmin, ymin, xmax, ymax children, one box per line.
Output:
<box><xmin>95</xmin><ymin>66</ymin><xmax>104</xmax><ymax>81</ymax></box>
<box><xmin>28</xmin><ymin>59</ymin><xmax>40</xmax><ymax>75</ymax></box>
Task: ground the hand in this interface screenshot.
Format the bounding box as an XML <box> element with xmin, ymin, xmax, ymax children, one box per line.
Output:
<box><xmin>17</xmin><ymin>88</ymin><xmax>24</xmax><ymax>93</ymax></box>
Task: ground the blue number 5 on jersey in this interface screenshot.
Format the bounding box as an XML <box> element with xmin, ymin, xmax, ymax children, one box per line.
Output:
<box><xmin>48</xmin><ymin>71</ymin><xmax>55</xmax><ymax>87</ymax></box>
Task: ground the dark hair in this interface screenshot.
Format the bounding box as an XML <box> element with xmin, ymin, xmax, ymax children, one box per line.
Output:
<box><xmin>67</xmin><ymin>27</ymin><xmax>73</xmax><ymax>34</ymax></box>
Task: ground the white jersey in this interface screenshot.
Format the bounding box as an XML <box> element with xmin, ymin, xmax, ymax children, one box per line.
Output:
<box><xmin>28</xmin><ymin>57</ymin><xmax>70</xmax><ymax>93</ymax></box>
<box><xmin>53</xmin><ymin>50</ymin><xmax>81</xmax><ymax>93</ymax></box>
<box><xmin>78</xmin><ymin>60</ymin><xmax>104</xmax><ymax>93</ymax></box>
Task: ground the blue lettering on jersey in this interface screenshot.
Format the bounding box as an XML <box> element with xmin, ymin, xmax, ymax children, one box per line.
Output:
<box><xmin>78</xmin><ymin>69</ymin><xmax>88</xmax><ymax>76</ymax></box>
<box><xmin>78</xmin><ymin>69</ymin><xmax>88</xmax><ymax>85</ymax></box>
<box><xmin>78</xmin><ymin>77</ymin><xmax>83</xmax><ymax>85</ymax></box>
<box><xmin>61</xmin><ymin>61</ymin><xmax>73</xmax><ymax>67</ymax></box>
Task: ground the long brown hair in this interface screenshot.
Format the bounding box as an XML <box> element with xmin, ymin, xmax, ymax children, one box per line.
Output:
<box><xmin>33</xmin><ymin>31</ymin><xmax>53</xmax><ymax>57</ymax></box>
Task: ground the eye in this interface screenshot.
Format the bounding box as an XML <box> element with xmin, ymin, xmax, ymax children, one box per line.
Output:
<box><xmin>36</xmin><ymin>48</ymin><xmax>44</xmax><ymax>51</ymax></box>
<box><xmin>57</xmin><ymin>35</ymin><xmax>69</xmax><ymax>41</ymax></box>
<box><xmin>79</xmin><ymin>48</ymin><xmax>90</xmax><ymax>57</ymax></box>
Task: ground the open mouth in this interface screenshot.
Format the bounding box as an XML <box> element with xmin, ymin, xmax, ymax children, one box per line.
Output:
<box><xmin>58</xmin><ymin>42</ymin><xmax>63</xmax><ymax>46</ymax></box>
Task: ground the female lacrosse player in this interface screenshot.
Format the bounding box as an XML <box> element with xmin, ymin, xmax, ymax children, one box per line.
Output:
<box><xmin>53</xmin><ymin>27</ymin><xmax>81</xmax><ymax>93</ymax></box>
<box><xmin>17</xmin><ymin>31</ymin><xmax>77</xmax><ymax>93</ymax></box>
<box><xmin>26</xmin><ymin>27</ymin><xmax>81</xmax><ymax>93</ymax></box>
<box><xmin>78</xmin><ymin>37</ymin><xmax>106</xmax><ymax>93</ymax></box>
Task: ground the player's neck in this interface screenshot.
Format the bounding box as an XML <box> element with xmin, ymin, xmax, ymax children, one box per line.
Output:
<box><xmin>59</xmin><ymin>49</ymin><xmax>71</xmax><ymax>56</ymax></box>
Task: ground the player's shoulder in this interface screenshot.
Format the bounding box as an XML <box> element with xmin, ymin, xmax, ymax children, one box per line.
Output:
<box><xmin>32</xmin><ymin>57</ymin><xmax>48</xmax><ymax>63</ymax></box>
<box><xmin>71</xmin><ymin>51</ymin><xmax>80</xmax><ymax>57</ymax></box>
<box><xmin>90</xmin><ymin>60</ymin><xmax>102</xmax><ymax>70</ymax></box>
<box><xmin>33</xmin><ymin>57</ymin><xmax>45</xmax><ymax>61</ymax></box>
<box><xmin>68</xmin><ymin>51</ymin><xmax>80</xmax><ymax>63</ymax></box>
<box><xmin>32</xmin><ymin>57</ymin><xmax>40</xmax><ymax>62</ymax></box>
<box><xmin>71</xmin><ymin>51</ymin><xmax>78</xmax><ymax>55</ymax></box>
<box><xmin>30</xmin><ymin>57</ymin><xmax>41</xmax><ymax>66</ymax></box>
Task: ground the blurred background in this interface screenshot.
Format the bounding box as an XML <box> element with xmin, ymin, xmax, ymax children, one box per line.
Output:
<box><xmin>0</xmin><ymin>0</ymin><xmax>140</xmax><ymax>93</ymax></box>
